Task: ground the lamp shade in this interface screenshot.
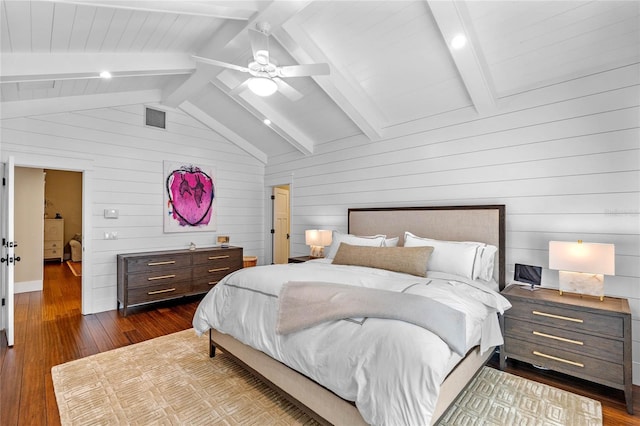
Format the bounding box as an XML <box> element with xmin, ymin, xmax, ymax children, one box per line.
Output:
<box><xmin>305</xmin><ymin>229</ymin><xmax>332</xmax><ymax>247</ymax></box>
<box><xmin>248</xmin><ymin>77</ymin><xmax>277</xmax><ymax>96</ymax></box>
<box><xmin>549</xmin><ymin>241</ymin><xmax>615</xmax><ymax>275</ymax></box>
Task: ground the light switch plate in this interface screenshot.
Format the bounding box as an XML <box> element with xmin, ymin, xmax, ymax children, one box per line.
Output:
<box><xmin>104</xmin><ymin>209</ymin><xmax>119</xmax><ymax>219</ymax></box>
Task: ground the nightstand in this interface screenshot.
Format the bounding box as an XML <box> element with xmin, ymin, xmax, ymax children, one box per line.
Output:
<box><xmin>288</xmin><ymin>256</ymin><xmax>313</xmax><ymax>263</ymax></box>
<box><xmin>500</xmin><ymin>285</ymin><xmax>633</xmax><ymax>414</ymax></box>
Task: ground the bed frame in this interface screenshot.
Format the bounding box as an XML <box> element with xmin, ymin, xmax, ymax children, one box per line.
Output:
<box><xmin>210</xmin><ymin>205</ymin><xmax>506</xmax><ymax>425</ymax></box>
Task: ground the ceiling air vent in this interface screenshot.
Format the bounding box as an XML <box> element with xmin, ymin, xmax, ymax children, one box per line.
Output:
<box><xmin>145</xmin><ymin>107</ymin><xmax>166</xmax><ymax>129</ymax></box>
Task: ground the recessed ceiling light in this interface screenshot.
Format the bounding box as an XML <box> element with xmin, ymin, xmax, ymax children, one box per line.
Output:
<box><xmin>263</xmin><ymin>119</ymin><xmax>271</xmax><ymax>126</ymax></box>
<box><xmin>99</xmin><ymin>71</ymin><xmax>112</xmax><ymax>79</ymax></box>
<box><xmin>451</xmin><ymin>34</ymin><xmax>467</xmax><ymax>50</ymax></box>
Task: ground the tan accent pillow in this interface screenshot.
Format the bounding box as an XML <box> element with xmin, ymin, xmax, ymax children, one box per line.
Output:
<box><xmin>331</xmin><ymin>243</ymin><xmax>434</xmax><ymax>277</ymax></box>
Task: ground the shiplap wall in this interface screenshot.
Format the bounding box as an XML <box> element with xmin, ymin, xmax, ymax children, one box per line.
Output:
<box><xmin>1</xmin><ymin>104</ymin><xmax>265</xmax><ymax>313</ymax></box>
<box><xmin>268</xmin><ymin>65</ymin><xmax>640</xmax><ymax>384</ymax></box>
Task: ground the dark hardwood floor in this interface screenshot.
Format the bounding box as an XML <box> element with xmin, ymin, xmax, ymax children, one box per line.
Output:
<box><xmin>1</xmin><ymin>262</ymin><xmax>638</xmax><ymax>425</ymax></box>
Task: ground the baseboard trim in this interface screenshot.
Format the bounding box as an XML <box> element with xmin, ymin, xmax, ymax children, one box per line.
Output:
<box><xmin>14</xmin><ymin>280</ymin><xmax>43</xmax><ymax>293</ymax></box>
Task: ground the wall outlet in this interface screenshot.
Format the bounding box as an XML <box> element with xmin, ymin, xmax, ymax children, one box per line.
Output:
<box><xmin>104</xmin><ymin>232</ymin><xmax>118</xmax><ymax>240</ymax></box>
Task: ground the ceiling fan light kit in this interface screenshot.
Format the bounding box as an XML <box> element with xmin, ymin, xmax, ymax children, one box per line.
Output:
<box><xmin>248</xmin><ymin>77</ymin><xmax>278</xmax><ymax>96</ymax></box>
<box><xmin>193</xmin><ymin>22</ymin><xmax>329</xmax><ymax>101</ymax></box>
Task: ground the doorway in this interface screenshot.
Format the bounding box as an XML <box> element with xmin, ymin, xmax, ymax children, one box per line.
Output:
<box><xmin>273</xmin><ymin>185</ymin><xmax>290</xmax><ymax>264</ymax></box>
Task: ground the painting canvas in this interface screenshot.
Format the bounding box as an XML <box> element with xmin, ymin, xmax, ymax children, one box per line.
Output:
<box><xmin>163</xmin><ymin>161</ymin><xmax>216</xmax><ymax>233</ymax></box>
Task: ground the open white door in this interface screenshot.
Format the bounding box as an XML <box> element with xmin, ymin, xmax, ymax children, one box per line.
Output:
<box><xmin>1</xmin><ymin>156</ymin><xmax>16</xmax><ymax>346</ymax></box>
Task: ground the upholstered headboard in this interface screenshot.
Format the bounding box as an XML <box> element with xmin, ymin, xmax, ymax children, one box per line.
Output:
<box><xmin>348</xmin><ymin>205</ymin><xmax>506</xmax><ymax>289</ymax></box>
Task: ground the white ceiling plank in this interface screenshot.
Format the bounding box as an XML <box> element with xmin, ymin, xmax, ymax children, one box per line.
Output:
<box><xmin>179</xmin><ymin>101</ymin><xmax>267</xmax><ymax>164</ymax></box>
<box><xmin>50</xmin><ymin>2</ymin><xmax>76</xmax><ymax>50</ymax></box>
<box><xmin>84</xmin><ymin>5</ymin><xmax>116</xmax><ymax>51</ymax></box>
<box><xmin>277</xmin><ymin>21</ymin><xmax>383</xmax><ymax>141</ymax></box>
<box><xmin>31</xmin><ymin>1</ymin><xmax>55</xmax><ymax>52</ymax></box>
<box><xmin>0</xmin><ymin>52</ymin><xmax>195</xmax><ymax>83</ymax></box>
<box><xmin>68</xmin><ymin>3</ymin><xmax>97</xmax><ymax>51</ymax></box>
<box><xmin>1</xmin><ymin>2</ymin><xmax>13</xmax><ymax>52</ymax></box>
<box><xmin>3</xmin><ymin>0</ymin><xmax>31</xmax><ymax>51</ymax></box>
<box><xmin>49</xmin><ymin>1</ymin><xmax>260</xmax><ymax>20</ymax></box>
<box><xmin>428</xmin><ymin>0</ymin><xmax>496</xmax><ymax>116</ymax></box>
<box><xmin>0</xmin><ymin>89</ymin><xmax>162</xmax><ymax>119</ymax></box>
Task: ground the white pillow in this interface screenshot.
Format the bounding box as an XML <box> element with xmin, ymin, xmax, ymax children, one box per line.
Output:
<box><xmin>383</xmin><ymin>236</ymin><xmax>399</xmax><ymax>247</ymax></box>
<box><xmin>404</xmin><ymin>232</ymin><xmax>480</xmax><ymax>280</ymax></box>
<box><xmin>473</xmin><ymin>244</ymin><xmax>498</xmax><ymax>281</ymax></box>
<box><xmin>325</xmin><ymin>231</ymin><xmax>386</xmax><ymax>259</ymax></box>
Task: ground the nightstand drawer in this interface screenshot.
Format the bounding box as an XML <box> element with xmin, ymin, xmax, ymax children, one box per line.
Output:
<box><xmin>505</xmin><ymin>300</ymin><xmax>624</xmax><ymax>338</ymax></box>
<box><xmin>504</xmin><ymin>319</ymin><xmax>623</xmax><ymax>363</ymax></box>
<box><xmin>506</xmin><ymin>337</ymin><xmax>624</xmax><ymax>386</ymax></box>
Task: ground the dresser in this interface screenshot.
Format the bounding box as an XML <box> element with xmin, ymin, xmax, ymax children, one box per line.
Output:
<box><xmin>117</xmin><ymin>246</ymin><xmax>243</xmax><ymax>316</ymax></box>
<box><xmin>44</xmin><ymin>219</ymin><xmax>64</xmax><ymax>262</ymax></box>
<box><xmin>500</xmin><ymin>285</ymin><xmax>633</xmax><ymax>414</ymax></box>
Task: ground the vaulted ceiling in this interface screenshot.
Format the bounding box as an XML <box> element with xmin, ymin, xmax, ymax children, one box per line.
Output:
<box><xmin>2</xmin><ymin>1</ymin><xmax>638</xmax><ymax>163</ymax></box>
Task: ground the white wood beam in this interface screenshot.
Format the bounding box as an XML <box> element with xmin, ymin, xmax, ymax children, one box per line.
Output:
<box><xmin>0</xmin><ymin>89</ymin><xmax>162</xmax><ymax>119</ymax></box>
<box><xmin>277</xmin><ymin>21</ymin><xmax>384</xmax><ymax>141</ymax></box>
<box><xmin>210</xmin><ymin>75</ymin><xmax>314</xmax><ymax>156</ymax></box>
<box><xmin>179</xmin><ymin>101</ymin><xmax>268</xmax><ymax>164</ymax></box>
<box><xmin>0</xmin><ymin>52</ymin><xmax>194</xmax><ymax>83</ymax></box>
<box><xmin>427</xmin><ymin>0</ymin><xmax>497</xmax><ymax>116</ymax></box>
<box><xmin>48</xmin><ymin>0</ymin><xmax>260</xmax><ymax>20</ymax></box>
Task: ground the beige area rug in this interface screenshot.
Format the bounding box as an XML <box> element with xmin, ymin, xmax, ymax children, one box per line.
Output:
<box><xmin>66</xmin><ymin>260</ymin><xmax>81</xmax><ymax>277</ymax></box>
<box><xmin>52</xmin><ymin>330</ymin><xmax>602</xmax><ymax>426</ymax></box>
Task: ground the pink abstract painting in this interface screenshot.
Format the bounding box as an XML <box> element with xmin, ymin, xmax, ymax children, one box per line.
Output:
<box><xmin>164</xmin><ymin>162</ymin><xmax>216</xmax><ymax>232</ymax></box>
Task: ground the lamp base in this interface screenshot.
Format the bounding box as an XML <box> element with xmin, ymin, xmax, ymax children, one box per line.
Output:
<box><xmin>309</xmin><ymin>245</ymin><xmax>325</xmax><ymax>258</ymax></box>
<box><xmin>558</xmin><ymin>271</ymin><xmax>604</xmax><ymax>301</ymax></box>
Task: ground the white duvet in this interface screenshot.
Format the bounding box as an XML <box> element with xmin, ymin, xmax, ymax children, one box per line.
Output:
<box><xmin>192</xmin><ymin>259</ymin><xmax>511</xmax><ymax>426</ymax></box>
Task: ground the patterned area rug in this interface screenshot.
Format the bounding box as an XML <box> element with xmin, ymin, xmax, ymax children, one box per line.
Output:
<box><xmin>52</xmin><ymin>329</ymin><xmax>602</xmax><ymax>426</ymax></box>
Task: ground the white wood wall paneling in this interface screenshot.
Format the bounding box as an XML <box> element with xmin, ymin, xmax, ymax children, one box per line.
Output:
<box><xmin>2</xmin><ymin>104</ymin><xmax>264</xmax><ymax>314</ymax></box>
<box><xmin>267</xmin><ymin>91</ymin><xmax>637</xmax><ymax>177</ymax></box>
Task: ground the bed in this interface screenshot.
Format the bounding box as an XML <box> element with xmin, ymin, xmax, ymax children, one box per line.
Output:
<box><xmin>193</xmin><ymin>205</ymin><xmax>508</xmax><ymax>425</ymax></box>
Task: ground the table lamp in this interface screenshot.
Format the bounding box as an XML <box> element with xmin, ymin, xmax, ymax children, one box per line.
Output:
<box><xmin>548</xmin><ymin>240</ymin><xmax>615</xmax><ymax>301</ymax></box>
<box><xmin>305</xmin><ymin>230</ymin><xmax>332</xmax><ymax>258</ymax></box>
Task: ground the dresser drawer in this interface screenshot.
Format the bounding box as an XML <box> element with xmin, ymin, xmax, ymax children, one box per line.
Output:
<box><xmin>125</xmin><ymin>253</ymin><xmax>191</xmax><ymax>273</ymax></box>
<box><xmin>44</xmin><ymin>240</ymin><xmax>63</xmax><ymax>250</ymax></box>
<box><xmin>192</xmin><ymin>249</ymin><xmax>242</xmax><ymax>266</ymax></box>
<box><xmin>505</xmin><ymin>299</ymin><xmax>624</xmax><ymax>338</ymax></box>
<box><xmin>127</xmin><ymin>281</ymin><xmax>191</xmax><ymax>305</ymax></box>
<box><xmin>126</xmin><ymin>268</ymin><xmax>192</xmax><ymax>288</ymax></box>
<box><xmin>44</xmin><ymin>248</ymin><xmax>62</xmax><ymax>258</ymax></box>
<box><xmin>505</xmin><ymin>337</ymin><xmax>624</xmax><ymax>386</ymax></box>
<box><xmin>504</xmin><ymin>319</ymin><xmax>623</xmax><ymax>363</ymax></box>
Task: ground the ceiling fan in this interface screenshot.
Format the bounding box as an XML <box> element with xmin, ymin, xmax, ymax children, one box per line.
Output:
<box><xmin>192</xmin><ymin>22</ymin><xmax>329</xmax><ymax>101</ymax></box>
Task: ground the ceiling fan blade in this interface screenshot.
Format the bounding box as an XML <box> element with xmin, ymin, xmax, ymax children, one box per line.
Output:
<box><xmin>192</xmin><ymin>55</ymin><xmax>249</xmax><ymax>73</ymax></box>
<box><xmin>248</xmin><ymin>28</ymin><xmax>269</xmax><ymax>65</ymax></box>
<box><xmin>274</xmin><ymin>78</ymin><xmax>303</xmax><ymax>102</ymax></box>
<box><xmin>277</xmin><ymin>63</ymin><xmax>330</xmax><ymax>78</ymax></box>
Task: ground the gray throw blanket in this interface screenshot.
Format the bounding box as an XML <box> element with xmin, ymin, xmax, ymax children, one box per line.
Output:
<box><xmin>277</xmin><ymin>281</ymin><xmax>467</xmax><ymax>356</ymax></box>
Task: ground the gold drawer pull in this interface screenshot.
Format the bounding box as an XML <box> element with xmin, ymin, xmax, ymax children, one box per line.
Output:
<box><xmin>148</xmin><ymin>260</ymin><xmax>176</xmax><ymax>266</ymax></box>
<box><xmin>147</xmin><ymin>288</ymin><xmax>176</xmax><ymax>295</ymax></box>
<box><xmin>532</xmin><ymin>310</ymin><xmax>583</xmax><ymax>323</ymax></box>
<box><xmin>209</xmin><ymin>267</ymin><xmax>229</xmax><ymax>273</ymax></box>
<box><xmin>533</xmin><ymin>331</ymin><xmax>583</xmax><ymax>346</ymax></box>
<box><xmin>208</xmin><ymin>281</ymin><xmax>219</xmax><ymax>285</ymax></box>
<box><xmin>533</xmin><ymin>351</ymin><xmax>584</xmax><ymax>367</ymax></box>
<box><xmin>147</xmin><ymin>274</ymin><xmax>176</xmax><ymax>281</ymax></box>
<box><xmin>209</xmin><ymin>255</ymin><xmax>229</xmax><ymax>260</ymax></box>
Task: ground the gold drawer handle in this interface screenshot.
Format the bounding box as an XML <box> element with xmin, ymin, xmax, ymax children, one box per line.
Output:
<box><xmin>209</xmin><ymin>267</ymin><xmax>229</xmax><ymax>273</ymax></box>
<box><xmin>147</xmin><ymin>274</ymin><xmax>176</xmax><ymax>281</ymax></box>
<box><xmin>148</xmin><ymin>260</ymin><xmax>176</xmax><ymax>266</ymax></box>
<box><xmin>147</xmin><ymin>288</ymin><xmax>176</xmax><ymax>295</ymax></box>
<box><xmin>208</xmin><ymin>255</ymin><xmax>229</xmax><ymax>260</ymax></box>
<box><xmin>533</xmin><ymin>351</ymin><xmax>584</xmax><ymax>367</ymax></box>
<box><xmin>208</xmin><ymin>281</ymin><xmax>219</xmax><ymax>285</ymax></box>
<box><xmin>532</xmin><ymin>310</ymin><xmax>583</xmax><ymax>323</ymax></box>
<box><xmin>533</xmin><ymin>331</ymin><xmax>583</xmax><ymax>346</ymax></box>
